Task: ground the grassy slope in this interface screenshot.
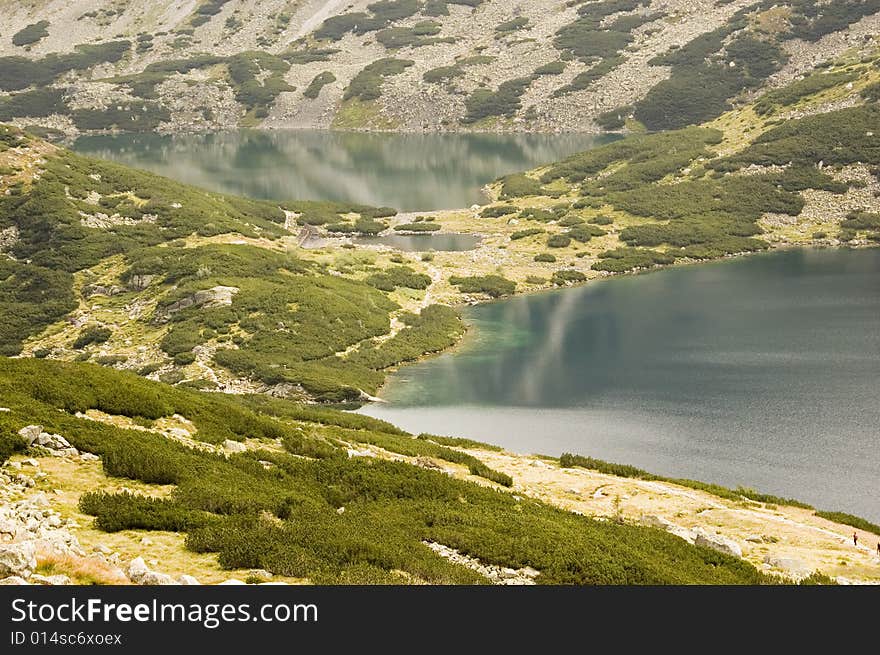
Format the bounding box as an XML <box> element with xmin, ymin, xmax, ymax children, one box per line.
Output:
<box><xmin>0</xmin><ymin>357</ymin><xmax>767</xmax><ymax>584</ymax></box>
<box><xmin>0</xmin><ymin>126</ymin><xmax>463</xmax><ymax>401</ymax></box>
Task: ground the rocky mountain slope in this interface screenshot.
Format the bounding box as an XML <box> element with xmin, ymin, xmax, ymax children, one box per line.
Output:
<box><xmin>1</xmin><ymin>0</ymin><xmax>878</xmax><ymax>135</ymax></box>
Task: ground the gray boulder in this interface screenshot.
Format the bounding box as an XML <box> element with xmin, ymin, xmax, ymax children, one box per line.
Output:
<box><xmin>0</xmin><ymin>541</ymin><xmax>37</xmax><ymax>577</ymax></box>
<box><xmin>0</xmin><ymin>576</ymin><xmax>30</xmax><ymax>585</ymax></box>
<box><xmin>693</xmin><ymin>529</ymin><xmax>743</xmax><ymax>558</ymax></box>
<box><xmin>30</xmin><ymin>573</ymin><xmax>70</xmax><ymax>585</ymax></box>
<box><xmin>223</xmin><ymin>439</ymin><xmax>247</xmax><ymax>453</ymax></box>
<box><xmin>763</xmin><ymin>555</ymin><xmax>810</xmax><ymax>579</ymax></box>
<box><xmin>126</xmin><ymin>556</ymin><xmax>174</xmax><ymax>585</ymax></box>
<box><xmin>18</xmin><ymin>425</ymin><xmax>43</xmax><ymax>446</ymax></box>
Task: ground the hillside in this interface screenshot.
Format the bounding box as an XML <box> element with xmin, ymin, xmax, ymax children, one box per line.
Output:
<box><xmin>0</xmin><ymin>0</ymin><xmax>878</xmax><ymax>134</ymax></box>
<box><xmin>3</xmin><ymin>45</ymin><xmax>877</xmax><ymax>402</ymax></box>
<box><xmin>1</xmin><ymin>47</ymin><xmax>879</xmax><ymax>586</ymax></box>
<box><xmin>2</xmin><ymin>356</ymin><xmax>878</xmax><ymax>586</ymax></box>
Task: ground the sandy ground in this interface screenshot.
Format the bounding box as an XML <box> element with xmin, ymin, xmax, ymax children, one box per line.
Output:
<box><xmin>461</xmin><ymin>448</ymin><xmax>880</xmax><ymax>583</ymax></box>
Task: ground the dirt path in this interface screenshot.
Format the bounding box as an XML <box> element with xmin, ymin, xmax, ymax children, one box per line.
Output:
<box><xmin>462</xmin><ymin>448</ymin><xmax>880</xmax><ymax>584</ymax></box>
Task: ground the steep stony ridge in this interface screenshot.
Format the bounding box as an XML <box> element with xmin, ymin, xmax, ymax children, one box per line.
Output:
<box><xmin>1</xmin><ymin>0</ymin><xmax>878</xmax><ymax>134</ymax></box>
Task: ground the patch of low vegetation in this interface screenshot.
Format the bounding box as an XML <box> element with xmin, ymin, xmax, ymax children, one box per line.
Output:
<box><xmin>592</xmin><ymin>248</ymin><xmax>674</xmax><ymax>272</ymax></box>
<box><xmin>753</xmin><ymin>70</ymin><xmax>860</xmax><ymax>115</ymax></box>
<box><xmin>552</xmin><ymin>269</ymin><xmax>586</xmax><ymax>285</ymax></box>
<box><xmin>394</xmin><ymin>222</ymin><xmax>440</xmax><ymax>232</ymax></box>
<box><xmin>227</xmin><ymin>52</ymin><xmax>294</xmax><ymax>117</ymax></box>
<box><xmin>344</xmin><ymin>58</ymin><xmax>414</xmax><ymax>102</ymax></box>
<box><xmin>449</xmin><ymin>275</ymin><xmax>516</xmax><ymax>298</ymax></box>
<box><xmin>315</xmin><ymin>0</ymin><xmax>423</xmax><ymax>41</ymax></box>
<box><xmin>0</xmin><ymin>41</ymin><xmax>131</xmax><ymax>92</ymax></box>
<box><xmin>0</xmin><ymin>88</ymin><xmax>67</xmax><ymax>122</ymax></box>
<box><xmin>12</xmin><ymin>20</ymin><xmax>50</xmax><ymax>47</ymax></box>
<box><xmin>498</xmin><ymin>173</ymin><xmax>546</xmax><ymax>199</ymax></box>
<box><xmin>304</xmin><ymin>72</ymin><xmax>337</xmax><ymax>99</ymax></box>
<box><xmin>0</xmin><ymin>357</ymin><xmax>767</xmax><ymax>584</ymax></box>
<box><xmin>366</xmin><ymin>266</ymin><xmax>431</xmax><ymax>291</ymax></box>
<box><xmin>191</xmin><ymin>0</ymin><xmax>234</xmax><ymax>27</ymax></box>
<box><xmin>511</xmin><ymin>228</ymin><xmax>544</xmax><ymax>240</ymax></box>
<box><xmin>462</xmin><ymin>77</ymin><xmax>531</xmax><ymax>124</ymax></box>
<box><xmin>495</xmin><ymin>17</ymin><xmax>529</xmax><ymax>35</ymax></box>
<box><xmin>72</xmin><ymin>102</ymin><xmax>171</xmax><ymax>132</ymax></box>
<box><xmin>553</xmin><ymin>56</ymin><xmax>624</xmax><ymax>97</ymax></box>
<box><xmin>377</xmin><ymin>21</ymin><xmax>452</xmax><ymax>49</ymax></box>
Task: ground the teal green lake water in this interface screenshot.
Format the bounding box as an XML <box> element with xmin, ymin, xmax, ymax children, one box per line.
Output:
<box><xmin>362</xmin><ymin>249</ymin><xmax>880</xmax><ymax>521</ymax></box>
<box><xmin>75</xmin><ymin>130</ymin><xmax>880</xmax><ymax>520</ymax></box>
<box><xmin>73</xmin><ymin>130</ymin><xmax>610</xmax><ymax>211</ymax></box>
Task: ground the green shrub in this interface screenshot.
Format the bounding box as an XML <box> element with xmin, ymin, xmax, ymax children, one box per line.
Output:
<box><xmin>0</xmin><ymin>41</ymin><xmax>131</xmax><ymax>92</ymax></box>
<box><xmin>0</xmin><ymin>428</ymin><xmax>26</xmax><ymax>465</ymax></box>
<box><xmin>481</xmin><ymin>205</ymin><xmax>518</xmax><ymax>218</ymax></box>
<box><xmin>592</xmin><ymin>248</ymin><xmax>674</xmax><ymax>272</ymax></box>
<box><xmin>394</xmin><ymin>222</ymin><xmax>440</xmax><ymax>232</ymax></box>
<box><xmin>547</xmin><ymin>234</ymin><xmax>571</xmax><ymax>248</ymax></box>
<box><xmin>80</xmin><ymin>491</ymin><xmax>199</xmax><ymax>532</ymax></box>
<box><xmin>553</xmin><ymin>56</ymin><xmax>624</xmax><ymax>97</ymax></box>
<box><xmin>499</xmin><ymin>173</ymin><xmax>545</xmax><ymax>199</ymax></box>
<box><xmin>303</xmin><ymin>71</ymin><xmax>337</xmax><ymax>99</ymax></box>
<box><xmin>344</xmin><ymin>58</ymin><xmax>414</xmax><ymax>101</ymax></box>
<box><xmin>424</xmin><ymin>65</ymin><xmax>465</xmax><ymax>84</ymax></box>
<box><xmin>449</xmin><ymin>275</ymin><xmax>515</xmax><ymax>298</ymax></box>
<box><xmin>754</xmin><ymin>70</ymin><xmax>859</xmax><ymax>115</ymax></box>
<box><xmin>366</xmin><ymin>266</ymin><xmax>431</xmax><ymax>291</ymax></box>
<box><xmin>495</xmin><ymin>17</ymin><xmax>529</xmax><ymax>34</ymax></box>
<box><xmin>73</xmin><ymin>326</ymin><xmax>112</xmax><ymax>350</ymax></box>
<box><xmin>511</xmin><ymin>228</ymin><xmax>544</xmax><ymax>240</ymax></box>
<box><xmin>534</xmin><ymin>253</ymin><xmax>556</xmax><ymax>262</ymax></box>
<box><xmin>12</xmin><ymin>21</ymin><xmax>51</xmax><ymax>47</ymax></box>
<box><xmin>552</xmin><ymin>269</ymin><xmax>586</xmax><ymax>285</ymax></box>
<box><xmin>462</xmin><ymin>77</ymin><xmax>531</xmax><ymax>124</ymax></box>
<box><xmin>534</xmin><ymin>61</ymin><xmax>566</xmax><ymax>76</ymax></box>
<box><xmin>596</xmin><ymin>106</ymin><xmax>631</xmax><ymax>130</ymax></box>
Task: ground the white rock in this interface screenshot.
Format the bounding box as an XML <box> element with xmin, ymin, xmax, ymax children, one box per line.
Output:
<box><xmin>125</xmin><ymin>556</ymin><xmax>150</xmax><ymax>583</ymax></box>
<box><xmin>18</xmin><ymin>425</ymin><xmax>43</xmax><ymax>446</ymax></box>
<box><xmin>30</xmin><ymin>573</ymin><xmax>70</xmax><ymax>585</ymax></box>
<box><xmin>223</xmin><ymin>439</ymin><xmax>247</xmax><ymax>453</ymax></box>
<box><xmin>177</xmin><ymin>574</ymin><xmax>201</xmax><ymax>585</ymax></box>
<box><xmin>21</xmin><ymin>459</ymin><xmax>39</xmax><ymax>468</ymax></box>
<box><xmin>218</xmin><ymin>579</ymin><xmax>246</xmax><ymax>585</ymax></box>
<box><xmin>763</xmin><ymin>555</ymin><xmax>810</xmax><ymax>578</ymax></box>
<box><xmin>0</xmin><ymin>541</ymin><xmax>37</xmax><ymax>577</ymax></box>
<box><xmin>140</xmin><ymin>571</ymin><xmax>175</xmax><ymax>585</ymax></box>
<box><xmin>79</xmin><ymin>453</ymin><xmax>100</xmax><ymax>462</ymax></box>
<box><xmin>694</xmin><ymin>529</ymin><xmax>743</xmax><ymax>558</ymax></box>
<box><xmin>0</xmin><ymin>575</ymin><xmax>30</xmax><ymax>585</ymax></box>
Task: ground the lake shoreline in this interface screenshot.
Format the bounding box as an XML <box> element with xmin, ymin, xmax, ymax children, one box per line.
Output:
<box><xmin>364</xmin><ymin>241</ymin><xmax>880</xmax><ymax>401</ymax></box>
